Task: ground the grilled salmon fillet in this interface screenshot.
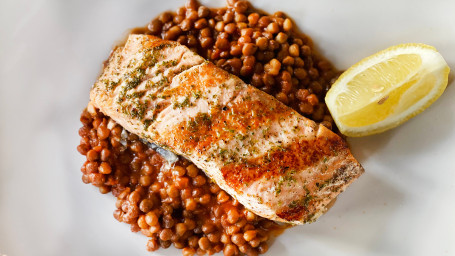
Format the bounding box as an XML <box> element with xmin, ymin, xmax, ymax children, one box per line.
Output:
<box><xmin>90</xmin><ymin>34</ymin><xmax>364</xmax><ymax>224</ymax></box>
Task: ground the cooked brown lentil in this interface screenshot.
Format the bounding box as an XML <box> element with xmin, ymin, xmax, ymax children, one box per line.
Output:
<box><xmin>143</xmin><ymin>0</ymin><xmax>340</xmax><ymax>128</ymax></box>
<box><xmin>79</xmin><ymin>0</ymin><xmax>342</xmax><ymax>255</ymax></box>
<box><xmin>78</xmin><ymin>107</ymin><xmax>288</xmax><ymax>255</ymax></box>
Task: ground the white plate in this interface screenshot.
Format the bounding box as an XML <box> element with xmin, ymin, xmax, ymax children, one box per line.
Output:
<box><xmin>1</xmin><ymin>0</ymin><xmax>454</xmax><ymax>255</ymax></box>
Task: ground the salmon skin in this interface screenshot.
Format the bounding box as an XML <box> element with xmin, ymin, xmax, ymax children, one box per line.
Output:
<box><xmin>90</xmin><ymin>34</ymin><xmax>364</xmax><ymax>224</ymax></box>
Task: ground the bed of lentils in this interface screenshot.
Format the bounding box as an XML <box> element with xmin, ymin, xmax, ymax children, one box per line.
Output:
<box><xmin>77</xmin><ymin>0</ymin><xmax>341</xmax><ymax>255</ymax></box>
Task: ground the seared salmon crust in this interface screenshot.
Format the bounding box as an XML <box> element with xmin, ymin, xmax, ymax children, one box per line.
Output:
<box><xmin>90</xmin><ymin>34</ymin><xmax>364</xmax><ymax>224</ymax></box>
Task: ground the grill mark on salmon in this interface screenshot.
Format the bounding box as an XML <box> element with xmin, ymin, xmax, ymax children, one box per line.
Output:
<box><xmin>221</xmin><ymin>134</ymin><xmax>348</xmax><ymax>190</ymax></box>
<box><xmin>90</xmin><ymin>34</ymin><xmax>364</xmax><ymax>224</ymax></box>
<box><xmin>160</xmin><ymin>86</ymin><xmax>291</xmax><ymax>158</ymax></box>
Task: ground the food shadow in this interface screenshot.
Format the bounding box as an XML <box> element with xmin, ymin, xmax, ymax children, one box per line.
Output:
<box><xmin>267</xmin><ymin>172</ymin><xmax>404</xmax><ymax>255</ymax></box>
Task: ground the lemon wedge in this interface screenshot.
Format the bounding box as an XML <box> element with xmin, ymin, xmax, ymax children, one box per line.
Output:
<box><xmin>325</xmin><ymin>43</ymin><xmax>450</xmax><ymax>137</ymax></box>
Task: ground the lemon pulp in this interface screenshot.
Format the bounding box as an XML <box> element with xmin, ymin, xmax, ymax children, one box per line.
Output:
<box><xmin>325</xmin><ymin>44</ymin><xmax>450</xmax><ymax>137</ymax></box>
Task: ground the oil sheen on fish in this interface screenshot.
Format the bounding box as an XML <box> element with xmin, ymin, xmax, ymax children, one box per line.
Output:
<box><xmin>90</xmin><ymin>34</ymin><xmax>364</xmax><ymax>224</ymax></box>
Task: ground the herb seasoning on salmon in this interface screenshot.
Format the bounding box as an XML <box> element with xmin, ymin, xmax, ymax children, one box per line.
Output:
<box><xmin>89</xmin><ymin>34</ymin><xmax>364</xmax><ymax>224</ymax></box>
